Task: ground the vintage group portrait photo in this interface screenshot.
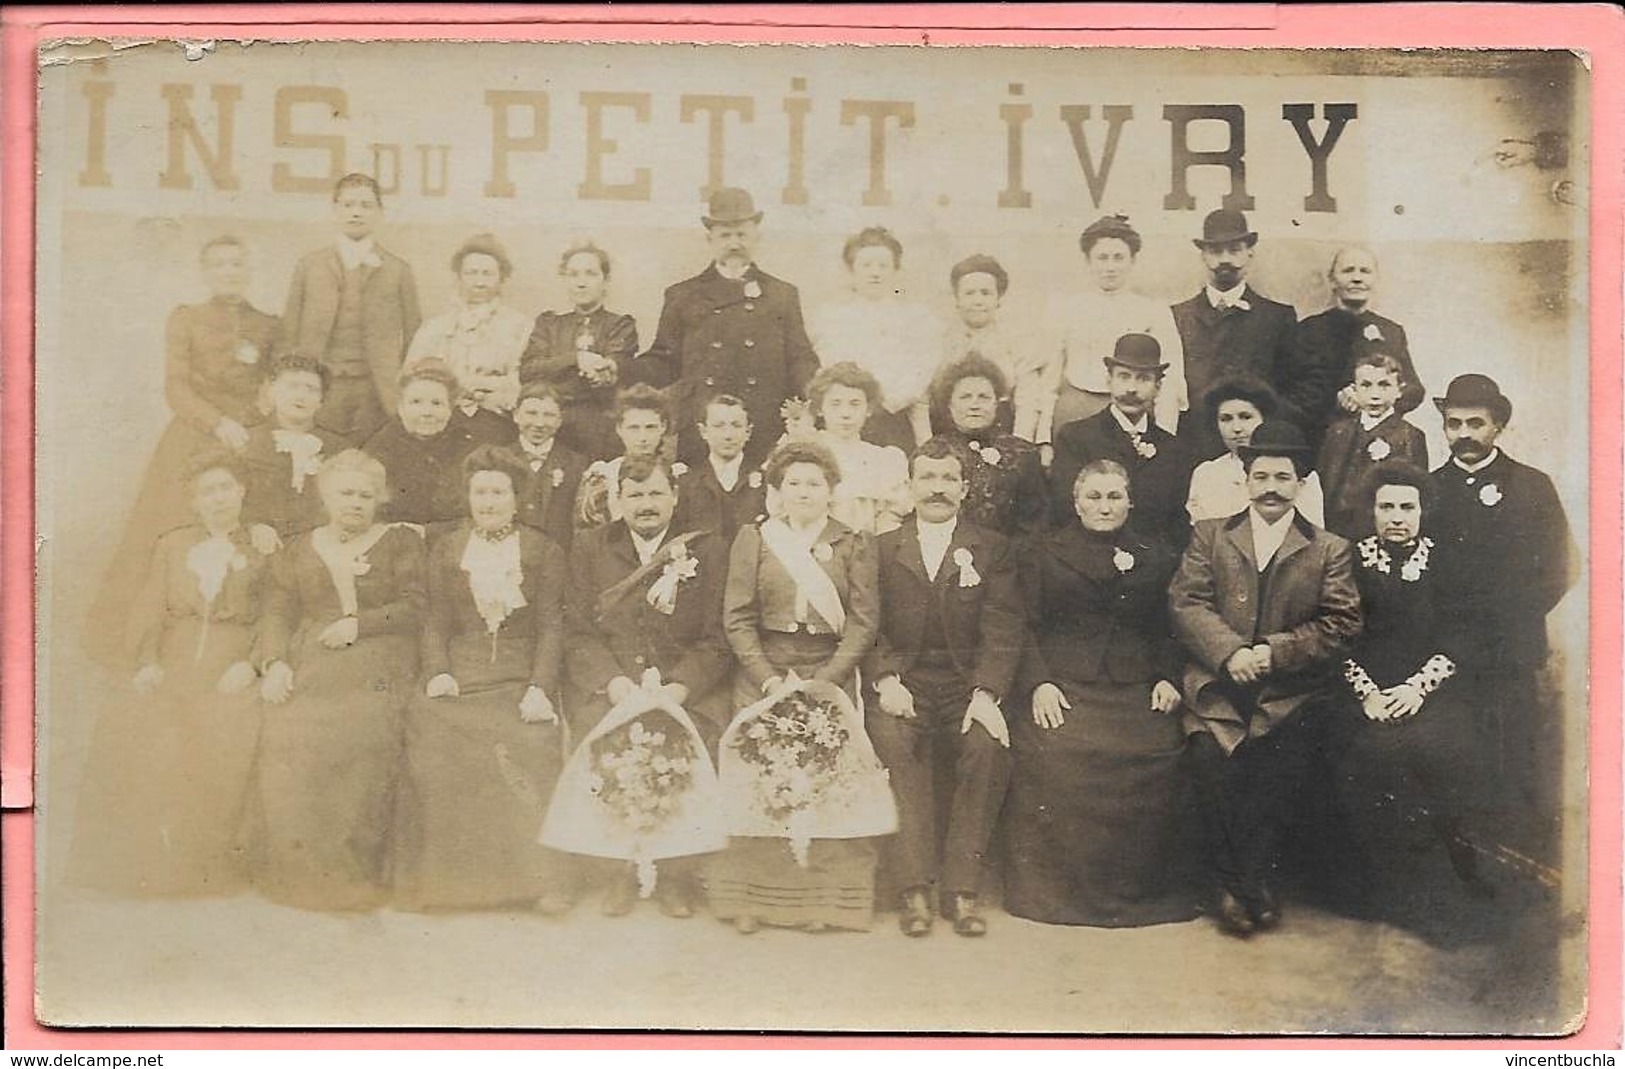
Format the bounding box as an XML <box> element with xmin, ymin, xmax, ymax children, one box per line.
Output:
<box><xmin>17</xmin><ymin>23</ymin><xmax>1606</xmax><ymax>1040</ymax></box>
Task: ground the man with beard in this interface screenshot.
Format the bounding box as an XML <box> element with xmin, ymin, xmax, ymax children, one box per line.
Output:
<box><xmin>561</xmin><ymin>456</ymin><xmax>733</xmax><ymax>918</ymax></box>
<box><xmin>1169</xmin><ymin>420</ymin><xmax>1362</xmax><ymax>937</ymax></box>
<box><xmin>640</xmin><ymin>187</ymin><xmax>820</xmax><ymax>466</ymax></box>
<box><xmin>1283</xmin><ymin>246</ymin><xmax>1425</xmax><ymax>452</ymax></box>
<box><xmin>1427</xmin><ymin>375</ymin><xmax>1574</xmax><ymax>861</ymax></box>
<box><xmin>866</xmin><ymin>437</ymin><xmax>1026</xmax><ymax>937</ymax></box>
<box><xmin>1170</xmin><ymin>210</ymin><xmax>1298</xmax><ymax>460</ymax></box>
<box><xmin>1048</xmin><ymin>333</ymin><xmax>1193</xmax><ymax>542</ymax></box>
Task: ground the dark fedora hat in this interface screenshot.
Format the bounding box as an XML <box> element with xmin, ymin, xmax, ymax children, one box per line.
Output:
<box><xmin>1236</xmin><ymin>419</ymin><xmax>1314</xmax><ymax>464</ymax></box>
<box><xmin>1102</xmin><ymin>332</ymin><xmax>1168</xmax><ymax>372</ymax></box>
<box><xmin>1433</xmin><ymin>373</ymin><xmax>1512</xmax><ymax>424</ymax></box>
<box><xmin>1192</xmin><ymin>208</ymin><xmax>1258</xmax><ymax>249</ymax></box>
<box><xmin>702</xmin><ymin>187</ymin><xmax>763</xmax><ymax>227</ymax></box>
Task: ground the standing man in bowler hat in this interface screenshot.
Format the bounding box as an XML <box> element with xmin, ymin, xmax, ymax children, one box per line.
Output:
<box><xmin>1171</xmin><ymin>210</ymin><xmax>1298</xmax><ymax>460</ymax></box>
<box><xmin>640</xmin><ymin>187</ymin><xmax>821</xmax><ymax>467</ymax></box>
<box><xmin>1169</xmin><ymin>420</ymin><xmax>1362</xmax><ymax>937</ymax></box>
<box><xmin>1048</xmin><ymin>333</ymin><xmax>1193</xmax><ymax>541</ymax></box>
<box><xmin>1427</xmin><ymin>374</ymin><xmax>1574</xmax><ymax>862</ymax></box>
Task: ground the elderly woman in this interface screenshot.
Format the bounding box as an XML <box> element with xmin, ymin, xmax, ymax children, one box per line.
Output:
<box><xmin>92</xmin><ymin>235</ymin><xmax>280</xmax><ymax>663</ymax></box>
<box><xmin>519</xmin><ymin>242</ymin><xmax>642</xmax><ymax>461</ymax></box>
<box><xmin>1325</xmin><ymin>462</ymin><xmax>1490</xmax><ymax>942</ymax></box>
<box><xmin>711</xmin><ymin>440</ymin><xmax>884</xmax><ymax>933</ymax></box>
<box><xmin>364</xmin><ymin>359</ymin><xmax>483</xmax><ymax>530</ymax></box>
<box><xmin>71</xmin><ymin>451</ymin><xmax>271</xmax><ymax>896</ymax></box>
<box><xmin>392</xmin><ymin>445</ymin><xmax>570</xmax><ymax>912</ymax></box>
<box><xmin>940</xmin><ymin>254</ymin><xmax>1049</xmax><ymax>443</ymax></box>
<box><xmin>406</xmin><ymin>233</ymin><xmax>530</xmax><ymax>415</ymax></box>
<box><xmin>1003</xmin><ymin>460</ymin><xmax>1199</xmax><ymax>926</ymax></box>
<box><xmin>1040</xmin><ymin>215</ymin><xmax>1187</xmax><ymax>450</ymax></box>
<box><xmin>808</xmin><ymin>227</ymin><xmax>944</xmax><ymax>452</ymax></box>
<box><xmin>926</xmin><ymin>355</ymin><xmax>1049</xmax><ymax>536</ymax></box>
<box><xmin>1185</xmin><ymin>376</ymin><xmax>1326</xmax><ymax>526</ymax></box>
<box><xmin>779</xmin><ymin>362</ymin><xmax>911</xmax><ymax>535</ymax></box>
<box><xmin>250</xmin><ymin>449</ymin><xmax>425</xmax><ymax>911</ymax></box>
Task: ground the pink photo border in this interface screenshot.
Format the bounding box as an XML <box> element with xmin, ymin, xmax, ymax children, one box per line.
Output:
<box><xmin>2</xmin><ymin>3</ymin><xmax>1619</xmax><ymax>1051</ymax></box>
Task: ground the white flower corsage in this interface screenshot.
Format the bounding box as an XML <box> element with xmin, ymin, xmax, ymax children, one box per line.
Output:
<box><xmin>352</xmin><ymin>558</ymin><xmax>372</xmax><ymax>577</ymax></box>
<box><xmin>1363</xmin><ymin>324</ymin><xmax>1384</xmax><ymax>342</ymax></box>
<box><xmin>234</xmin><ymin>340</ymin><xmax>260</xmax><ymax>365</ymax></box>
<box><xmin>1479</xmin><ymin>483</ymin><xmax>1502</xmax><ymax>507</ymax></box>
<box><xmin>670</xmin><ymin>462</ymin><xmax>689</xmax><ymax>478</ymax></box>
<box><xmin>646</xmin><ymin>544</ymin><xmax>700</xmax><ymax>615</ymax></box>
<box><xmin>953</xmin><ymin>547</ymin><xmax>981</xmax><ymax>588</ymax></box>
<box><xmin>743</xmin><ymin>280</ymin><xmax>763</xmax><ymax>299</ymax></box>
<box><xmin>748</xmin><ymin>470</ymin><xmax>763</xmax><ymax>489</ymax></box>
<box><xmin>1367</xmin><ymin>438</ymin><xmax>1392</xmax><ymax>461</ymax></box>
<box><xmin>812</xmin><ymin>542</ymin><xmax>833</xmax><ymax>563</ymax></box>
<box><xmin>1113</xmin><ymin>548</ymin><xmax>1136</xmax><ymax>573</ymax></box>
<box><xmin>550</xmin><ymin>468</ymin><xmax>565</xmax><ymax>488</ymax></box>
<box><xmin>1130</xmin><ymin>434</ymin><xmax>1157</xmax><ymax>460</ymax></box>
<box><xmin>979</xmin><ymin>445</ymin><xmax>1001</xmax><ymax>466</ymax></box>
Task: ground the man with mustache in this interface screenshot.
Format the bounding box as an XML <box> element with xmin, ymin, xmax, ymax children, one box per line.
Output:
<box><xmin>1426</xmin><ymin>375</ymin><xmax>1574</xmax><ymax>862</ymax></box>
<box><xmin>639</xmin><ymin>187</ymin><xmax>821</xmax><ymax>467</ymax></box>
<box><xmin>561</xmin><ymin>456</ymin><xmax>734</xmax><ymax>918</ymax></box>
<box><xmin>1282</xmin><ymin>246</ymin><xmax>1426</xmax><ymax>453</ymax></box>
<box><xmin>1169</xmin><ymin>420</ymin><xmax>1362</xmax><ymax>937</ymax></box>
<box><xmin>1170</xmin><ymin>210</ymin><xmax>1298</xmax><ymax>461</ymax></box>
<box><xmin>1048</xmin><ymin>333</ymin><xmax>1194</xmax><ymax>543</ymax></box>
<box><xmin>865</xmin><ymin>436</ymin><xmax>1027</xmax><ymax>937</ymax></box>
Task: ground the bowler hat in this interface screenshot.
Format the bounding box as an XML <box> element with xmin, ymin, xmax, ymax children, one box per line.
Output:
<box><xmin>1193</xmin><ymin>208</ymin><xmax>1258</xmax><ymax>249</ymax></box>
<box><xmin>1433</xmin><ymin>373</ymin><xmax>1512</xmax><ymax>424</ymax></box>
<box><xmin>702</xmin><ymin>187</ymin><xmax>763</xmax><ymax>227</ymax></box>
<box><xmin>1102</xmin><ymin>333</ymin><xmax>1168</xmax><ymax>372</ymax></box>
<box><xmin>1236</xmin><ymin>420</ymin><xmax>1314</xmax><ymax>463</ymax></box>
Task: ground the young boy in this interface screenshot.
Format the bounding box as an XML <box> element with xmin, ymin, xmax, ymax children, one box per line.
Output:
<box><xmin>1317</xmin><ymin>351</ymin><xmax>1429</xmax><ymax>538</ymax></box>
<box><xmin>573</xmin><ymin>384</ymin><xmax>670</xmax><ymax>531</ymax></box>
<box><xmin>241</xmin><ymin>355</ymin><xmax>350</xmax><ymax>539</ymax></box>
<box><xmin>279</xmin><ymin>173</ymin><xmax>421</xmax><ymax>442</ymax></box>
<box><xmin>511</xmin><ymin>382</ymin><xmax>588</xmax><ymax>547</ymax></box>
<box><xmin>672</xmin><ymin>393</ymin><xmax>766</xmax><ymax>540</ymax></box>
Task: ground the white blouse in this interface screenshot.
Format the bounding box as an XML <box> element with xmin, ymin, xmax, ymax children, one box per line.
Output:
<box><xmin>1045</xmin><ymin>288</ymin><xmax>1188</xmax><ymax>441</ymax></box>
<box><xmin>809</xmin><ymin>297</ymin><xmax>945</xmax><ymax>415</ymax></box>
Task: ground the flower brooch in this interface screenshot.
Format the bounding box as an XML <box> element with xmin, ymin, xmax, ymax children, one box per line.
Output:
<box><xmin>812</xmin><ymin>543</ymin><xmax>833</xmax><ymax>563</ymax></box>
<box><xmin>1364</xmin><ymin>324</ymin><xmax>1384</xmax><ymax>342</ymax></box>
<box><xmin>967</xmin><ymin>441</ymin><xmax>1001</xmax><ymax>466</ymax></box>
<box><xmin>1479</xmin><ymin>483</ymin><xmax>1503</xmax><ymax>507</ymax></box>
<box><xmin>1130</xmin><ymin>434</ymin><xmax>1157</xmax><ymax>460</ymax></box>
<box><xmin>1112</xmin><ymin>548</ymin><xmax>1136</xmax><ymax>573</ymax></box>
<box><xmin>744</xmin><ymin>280</ymin><xmax>763</xmax><ymax>299</ymax></box>
<box><xmin>953</xmin><ymin>547</ymin><xmax>981</xmax><ymax>588</ymax></box>
<box><xmin>748</xmin><ymin>470</ymin><xmax>764</xmax><ymax>489</ymax></box>
<box><xmin>1366</xmin><ymin>438</ymin><xmax>1392</xmax><ymax>461</ymax></box>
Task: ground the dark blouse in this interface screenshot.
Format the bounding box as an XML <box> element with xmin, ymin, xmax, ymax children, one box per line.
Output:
<box><xmin>241</xmin><ymin>424</ymin><xmax>351</xmax><ymax>538</ymax></box>
<box><xmin>940</xmin><ymin>429</ymin><xmax>1050</xmax><ymax>537</ymax></box>
<box><xmin>518</xmin><ymin>308</ymin><xmax>641</xmax><ymax>404</ymax></box>
<box><xmin>256</xmin><ymin>524</ymin><xmax>426</xmax><ymax>667</ymax></box>
<box><xmin>164</xmin><ymin>298</ymin><xmax>280</xmax><ymax>434</ymax></box>
<box><xmin>1348</xmin><ymin>535</ymin><xmax>1457</xmax><ymax>686</ymax></box>
<box><xmin>364</xmin><ymin>420</ymin><xmax>483</xmax><ymax>525</ymax></box>
<box><xmin>126</xmin><ymin>525</ymin><xmax>267</xmax><ymax>665</ymax></box>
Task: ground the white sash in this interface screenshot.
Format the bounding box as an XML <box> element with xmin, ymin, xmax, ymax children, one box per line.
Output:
<box><xmin>758</xmin><ymin>518</ymin><xmax>846</xmax><ymax>635</ymax></box>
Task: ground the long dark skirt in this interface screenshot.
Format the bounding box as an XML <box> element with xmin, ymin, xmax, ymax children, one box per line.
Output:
<box><xmin>245</xmin><ymin>631</ymin><xmax>413</xmax><ymax>912</ymax></box>
<box><xmin>1004</xmin><ymin>679</ymin><xmax>1200</xmax><ymax>927</ymax></box>
<box><xmin>392</xmin><ymin>634</ymin><xmax>568</xmax><ymax>911</ymax></box>
<box><xmin>705</xmin><ymin>630</ymin><xmax>880</xmax><ymax>931</ymax></box>
<box><xmin>70</xmin><ymin>618</ymin><xmax>262</xmax><ymax>897</ymax></box>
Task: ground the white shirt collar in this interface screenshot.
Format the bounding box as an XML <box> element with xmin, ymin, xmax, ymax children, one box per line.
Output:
<box><xmin>1359</xmin><ymin>407</ymin><xmax>1395</xmax><ymax>432</ymax></box>
<box><xmin>710</xmin><ymin>453</ymin><xmax>745</xmax><ymax>491</ymax></box>
<box><xmin>337</xmin><ymin>235</ymin><xmax>378</xmax><ymax>270</ymax></box>
<box><xmin>1109</xmin><ymin>404</ymin><xmax>1151</xmax><ymax>437</ymax></box>
<box><xmin>1248</xmin><ymin>507</ymin><xmax>1298</xmax><ymax>571</ymax></box>
<box><xmin>916</xmin><ymin>516</ymin><xmax>958</xmax><ymax>580</ymax></box>
<box><xmin>628</xmin><ymin>526</ymin><xmax>669</xmax><ymax>566</ymax></box>
<box><xmin>1452</xmin><ymin>448</ymin><xmax>1500</xmax><ymax>474</ymax></box>
<box><xmin>1206</xmin><ymin>282</ymin><xmax>1248</xmax><ymax>309</ymax></box>
<box><xmin>518</xmin><ymin>437</ymin><xmax>553</xmax><ymax>461</ymax></box>
<box><xmin>714</xmin><ymin>261</ymin><xmax>751</xmax><ymax>282</ymax></box>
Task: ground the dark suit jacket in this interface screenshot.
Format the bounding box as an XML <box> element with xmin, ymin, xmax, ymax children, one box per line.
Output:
<box><xmin>866</xmin><ymin>518</ymin><xmax>1026</xmax><ymax>702</ymax></box>
<box><xmin>1428</xmin><ymin>452</ymin><xmax>1574</xmax><ymax>670</ymax></box>
<box><xmin>672</xmin><ymin>460</ymin><xmax>769</xmax><ymax>543</ymax></box>
<box><xmin>421</xmin><ymin>522</ymin><xmax>566</xmax><ymax>694</ymax></box>
<box><xmin>513</xmin><ymin>440</ymin><xmax>589</xmax><ymax>549</ymax></box>
<box><xmin>564</xmin><ymin>524</ymin><xmax>733</xmax><ymax>735</ymax></box>
<box><xmin>1285</xmin><ymin>307</ymin><xmax>1423</xmax><ymax>449</ymax></box>
<box><xmin>642</xmin><ymin>263</ymin><xmax>821</xmax><ymax>464</ymax></box>
<box><xmin>277</xmin><ymin>246</ymin><xmax>421</xmax><ymax>411</ymax></box>
<box><xmin>1014</xmin><ymin>526</ymin><xmax>1182</xmax><ymax>695</ymax></box>
<box><xmin>723</xmin><ymin>518</ymin><xmax>879</xmax><ymax>691</ymax></box>
<box><xmin>1170</xmin><ymin>286</ymin><xmax>1297</xmax><ymax>459</ymax></box>
<box><xmin>1317</xmin><ymin>412</ymin><xmax>1429</xmax><ymax>539</ymax></box>
<box><xmin>1049</xmin><ymin>408</ymin><xmax>1193</xmax><ymax>542</ymax></box>
<box><xmin>1169</xmin><ymin>509</ymin><xmax>1362</xmax><ymax>753</ymax></box>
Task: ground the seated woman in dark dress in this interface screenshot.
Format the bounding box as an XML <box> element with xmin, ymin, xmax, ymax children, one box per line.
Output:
<box><xmin>364</xmin><ymin>358</ymin><xmax>482</xmax><ymax>534</ymax></box>
<box><xmin>1003</xmin><ymin>459</ymin><xmax>1200</xmax><ymax>926</ymax></box>
<box><xmin>926</xmin><ymin>354</ymin><xmax>1049</xmax><ymax>537</ymax></box>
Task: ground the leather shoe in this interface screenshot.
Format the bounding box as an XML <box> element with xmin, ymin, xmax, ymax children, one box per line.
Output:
<box><xmin>1212</xmin><ymin>890</ymin><xmax>1256</xmax><ymax>938</ymax></box>
<box><xmin>899</xmin><ymin>887</ymin><xmax>934</xmax><ymax>937</ymax></box>
<box><xmin>1249</xmin><ymin>886</ymin><xmax>1282</xmax><ymax>931</ymax></box>
<box><xmin>948</xmin><ymin>893</ymin><xmax>987</xmax><ymax>937</ymax></box>
<box><xmin>601</xmin><ymin>870</ymin><xmax>638</xmax><ymax>917</ymax></box>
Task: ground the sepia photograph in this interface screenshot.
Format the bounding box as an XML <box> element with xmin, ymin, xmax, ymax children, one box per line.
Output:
<box><xmin>25</xmin><ymin>33</ymin><xmax>1594</xmax><ymax>1035</ymax></box>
